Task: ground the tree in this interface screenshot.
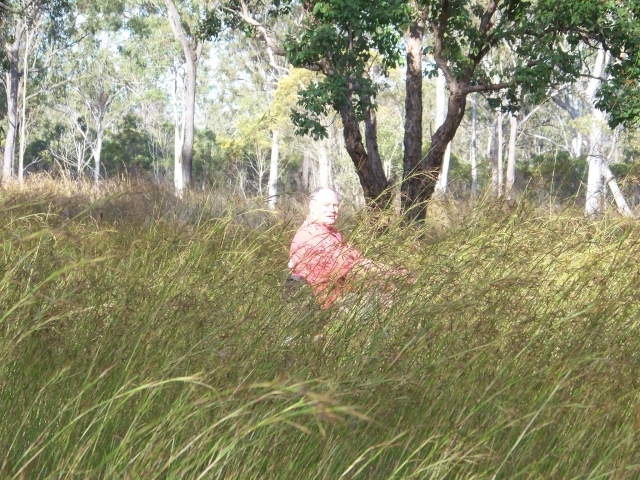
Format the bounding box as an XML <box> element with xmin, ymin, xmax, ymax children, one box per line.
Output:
<box><xmin>492</xmin><ymin>111</ymin><xmax>503</xmax><ymax>197</ymax></box>
<box><xmin>119</xmin><ymin>7</ymin><xmax>186</xmax><ymax>190</ymax></box>
<box><xmin>59</xmin><ymin>39</ymin><xmax>134</xmax><ymax>181</ymax></box>
<box><xmin>469</xmin><ymin>92</ymin><xmax>478</xmax><ymax>196</ymax></box>
<box><xmin>283</xmin><ymin>0</ymin><xmax>408</xmax><ymax>209</ymax></box>
<box><xmin>282</xmin><ymin>0</ymin><xmax>640</xmax><ymax>219</ymax></box>
<box><xmin>162</xmin><ymin>0</ymin><xmax>204</xmax><ymax>189</ymax></box>
<box><xmin>584</xmin><ymin>49</ymin><xmax>632</xmax><ymax>217</ymax></box>
<box><xmin>137</xmin><ymin>0</ymin><xmax>219</xmax><ymax>191</ymax></box>
<box><xmin>0</xmin><ymin>0</ymin><xmax>57</xmax><ymax>182</ymax></box>
<box><xmin>506</xmin><ymin>111</ymin><xmax>517</xmax><ymax>200</ymax></box>
<box><xmin>1</xmin><ymin>0</ymin><xmax>73</xmax><ymax>183</ymax></box>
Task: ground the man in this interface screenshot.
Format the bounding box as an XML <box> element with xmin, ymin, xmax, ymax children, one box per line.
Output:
<box><xmin>288</xmin><ymin>187</ymin><xmax>408</xmax><ymax>308</ymax></box>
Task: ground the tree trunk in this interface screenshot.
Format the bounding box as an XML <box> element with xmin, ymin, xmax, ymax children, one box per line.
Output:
<box><xmin>602</xmin><ymin>163</ymin><xmax>633</xmax><ymax>217</ymax></box>
<box><xmin>363</xmin><ymin>97</ymin><xmax>390</xmax><ymax>206</ymax></box>
<box><xmin>268</xmin><ymin>130</ymin><xmax>278</xmax><ymax>209</ymax></box>
<box><xmin>339</xmin><ymin>91</ymin><xmax>390</xmax><ymax>209</ymax></box>
<box><xmin>3</xmin><ymin>20</ymin><xmax>24</xmax><ymax>184</ymax></box>
<box><xmin>182</xmin><ymin>53</ymin><xmax>198</xmax><ymax>186</ymax></box>
<box><xmin>401</xmin><ymin>19</ymin><xmax>424</xmax><ymax>213</ymax></box>
<box><xmin>403</xmin><ymin>90</ymin><xmax>468</xmax><ymax>221</ymax></box>
<box><xmin>470</xmin><ymin>93</ymin><xmax>478</xmax><ymax>196</ymax></box>
<box><xmin>492</xmin><ymin>111</ymin><xmax>503</xmax><ymax>197</ymax></box>
<box><xmin>18</xmin><ymin>29</ymin><xmax>31</xmax><ymax>185</ymax></box>
<box><xmin>583</xmin><ymin>48</ymin><xmax>632</xmax><ymax>217</ymax></box>
<box><xmin>585</xmin><ymin>49</ymin><xmax>606</xmax><ymax>216</ymax></box>
<box><xmin>585</xmin><ymin>126</ymin><xmax>604</xmax><ymax>216</ymax></box>
<box><xmin>301</xmin><ymin>150</ymin><xmax>309</xmax><ymax>193</ymax></box>
<box><xmin>318</xmin><ymin>141</ymin><xmax>329</xmax><ymax>187</ymax></box>
<box><xmin>506</xmin><ymin>112</ymin><xmax>517</xmax><ymax>200</ymax></box>
<box><xmin>93</xmin><ymin>127</ymin><xmax>102</xmax><ymax>183</ymax></box>
<box><xmin>171</xmin><ymin>65</ymin><xmax>184</xmax><ymax>196</ymax></box>
<box><xmin>571</xmin><ymin>132</ymin><xmax>583</xmax><ymax>158</ymax></box>
<box><xmin>434</xmin><ymin>69</ymin><xmax>451</xmax><ymax>198</ymax></box>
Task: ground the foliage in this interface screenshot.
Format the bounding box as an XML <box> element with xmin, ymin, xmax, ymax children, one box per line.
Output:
<box><xmin>523</xmin><ymin>151</ymin><xmax>588</xmax><ymax>201</ymax></box>
<box><xmin>284</xmin><ymin>0</ymin><xmax>409</xmax><ymax>138</ymax></box>
<box><xmin>21</xmin><ymin>120</ymin><xmax>65</xmax><ymax>173</ymax></box>
<box><xmin>193</xmin><ymin>128</ymin><xmax>224</xmax><ymax>184</ymax></box>
<box><xmin>101</xmin><ymin>114</ymin><xmax>154</xmax><ymax>175</ymax></box>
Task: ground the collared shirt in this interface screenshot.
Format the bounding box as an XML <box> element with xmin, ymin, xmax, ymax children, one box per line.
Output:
<box><xmin>289</xmin><ymin>218</ymin><xmax>364</xmax><ymax>308</ymax></box>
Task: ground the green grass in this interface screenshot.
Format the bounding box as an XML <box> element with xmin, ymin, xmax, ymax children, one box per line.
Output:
<box><xmin>1</xmin><ymin>181</ymin><xmax>640</xmax><ymax>478</ymax></box>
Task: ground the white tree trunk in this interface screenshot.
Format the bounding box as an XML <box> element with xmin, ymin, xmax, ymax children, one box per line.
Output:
<box><xmin>571</xmin><ymin>132</ymin><xmax>583</xmax><ymax>158</ymax></box>
<box><xmin>302</xmin><ymin>150</ymin><xmax>309</xmax><ymax>192</ymax></box>
<box><xmin>171</xmin><ymin>65</ymin><xmax>184</xmax><ymax>197</ymax></box>
<box><xmin>17</xmin><ymin>29</ymin><xmax>31</xmax><ymax>185</ymax></box>
<box><xmin>470</xmin><ymin>93</ymin><xmax>478</xmax><ymax>196</ymax></box>
<box><xmin>585</xmin><ymin>162</ymin><xmax>603</xmax><ymax>215</ymax></box>
<box><xmin>492</xmin><ymin>112</ymin><xmax>503</xmax><ymax>197</ymax></box>
<box><xmin>602</xmin><ymin>164</ymin><xmax>633</xmax><ymax>217</ymax></box>
<box><xmin>268</xmin><ymin>130</ymin><xmax>279</xmax><ymax>209</ymax></box>
<box><xmin>585</xmin><ymin>49</ymin><xmax>607</xmax><ymax>216</ymax></box>
<box><xmin>164</xmin><ymin>0</ymin><xmax>201</xmax><ymax>188</ymax></box>
<box><xmin>584</xmin><ymin>49</ymin><xmax>632</xmax><ymax>217</ymax></box>
<box><xmin>93</xmin><ymin>127</ymin><xmax>102</xmax><ymax>183</ymax></box>
<box><xmin>434</xmin><ymin>69</ymin><xmax>451</xmax><ymax>197</ymax></box>
<box><xmin>506</xmin><ymin>112</ymin><xmax>517</xmax><ymax>200</ymax></box>
<box><xmin>3</xmin><ymin>20</ymin><xmax>25</xmax><ymax>183</ymax></box>
<box><xmin>318</xmin><ymin>141</ymin><xmax>330</xmax><ymax>187</ymax></box>
<box><xmin>181</xmin><ymin>53</ymin><xmax>198</xmax><ymax>187</ymax></box>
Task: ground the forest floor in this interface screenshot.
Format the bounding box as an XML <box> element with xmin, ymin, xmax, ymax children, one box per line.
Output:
<box><xmin>1</xmin><ymin>179</ymin><xmax>639</xmax><ymax>479</ymax></box>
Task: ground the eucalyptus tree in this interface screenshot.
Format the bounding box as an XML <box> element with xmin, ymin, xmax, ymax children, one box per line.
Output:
<box><xmin>583</xmin><ymin>49</ymin><xmax>632</xmax><ymax>217</ymax></box>
<box><xmin>59</xmin><ymin>40</ymin><xmax>135</xmax><ymax>181</ymax></box>
<box><xmin>1</xmin><ymin>0</ymin><xmax>75</xmax><ymax>183</ymax></box>
<box><xmin>121</xmin><ymin>7</ymin><xmax>187</xmax><ymax>192</ymax></box>
<box><xmin>543</xmin><ymin>47</ymin><xmax>631</xmax><ymax>216</ymax></box>
<box><xmin>505</xmin><ymin>110</ymin><xmax>517</xmax><ymax>200</ymax></box>
<box><xmin>469</xmin><ymin>92</ymin><xmax>478</xmax><ymax>196</ymax></box>
<box><xmin>132</xmin><ymin>0</ymin><xmax>219</xmax><ymax>191</ymax></box>
<box><xmin>206</xmin><ymin>0</ymin><xmax>409</xmax><ymax>207</ymax></box>
<box><xmin>283</xmin><ymin>0</ymin><xmax>408</xmax><ymax>209</ymax></box>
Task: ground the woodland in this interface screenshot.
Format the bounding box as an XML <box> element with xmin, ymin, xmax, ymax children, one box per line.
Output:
<box><xmin>2</xmin><ymin>0</ymin><xmax>640</xmax><ymax>214</ymax></box>
<box><xmin>2</xmin><ymin>1</ymin><xmax>640</xmax><ymax>478</ymax></box>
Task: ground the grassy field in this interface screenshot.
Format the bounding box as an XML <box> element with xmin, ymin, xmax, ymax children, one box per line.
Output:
<box><xmin>1</xmin><ymin>180</ymin><xmax>640</xmax><ymax>479</ymax></box>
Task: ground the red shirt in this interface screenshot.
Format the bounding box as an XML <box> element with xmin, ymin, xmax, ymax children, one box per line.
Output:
<box><xmin>289</xmin><ymin>218</ymin><xmax>364</xmax><ymax>308</ymax></box>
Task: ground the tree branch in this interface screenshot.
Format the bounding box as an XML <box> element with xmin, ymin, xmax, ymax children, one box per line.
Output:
<box><xmin>163</xmin><ymin>0</ymin><xmax>194</xmax><ymax>65</ymax></box>
<box><xmin>0</xmin><ymin>1</ymin><xmax>19</xmax><ymax>13</ymax></box>
<box><xmin>234</xmin><ymin>0</ymin><xmax>286</xmax><ymax>57</ymax></box>
<box><xmin>552</xmin><ymin>95</ymin><xmax>580</xmax><ymax>120</ymax></box>
<box><xmin>25</xmin><ymin>78</ymin><xmax>69</xmax><ymax>101</ymax></box>
<box><xmin>430</xmin><ymin>2</ymin><xmax>459</xmax><ymax>92</ymax></box>
<box><xmin>525</xmin><ymin>132</ymin><xmax>571</xmax><ymax>151</ymax></box>
<box><xmin>461</xmin><ymin>82</ymin><xmax>511</xmax><ymax>94</ymax></box>
<box><xmin>480</xmin><ymin>0</ymin><xmax>499</xmax><ymax>34</ymax></box>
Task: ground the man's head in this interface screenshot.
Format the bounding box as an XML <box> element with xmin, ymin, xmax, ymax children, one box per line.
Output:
<box><xmin>308</xmin><ymin>187</ymin><xmax>341</xmax><ymax>225</ymax></box>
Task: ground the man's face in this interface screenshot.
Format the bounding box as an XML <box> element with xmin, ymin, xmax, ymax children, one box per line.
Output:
<box><xmin>309</xmin><ymin>190</ymin><xmax>340</xmax><ymax>225</ymax></box>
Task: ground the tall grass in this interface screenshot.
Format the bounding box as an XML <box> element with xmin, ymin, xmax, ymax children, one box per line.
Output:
<box><xmin>1</xmin><ymin>179</ymin><xmax>640</xmax><ymax>478</ymax></box>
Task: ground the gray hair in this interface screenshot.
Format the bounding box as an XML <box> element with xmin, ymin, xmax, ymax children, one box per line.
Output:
<box><xmin>309</xmin><ymin>186</ymin><xmax>341</xmax><ymax>203</ymax></box>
